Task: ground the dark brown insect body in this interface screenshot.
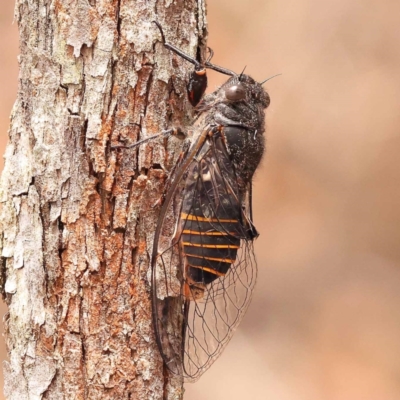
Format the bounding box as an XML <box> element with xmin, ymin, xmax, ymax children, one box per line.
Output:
<box><xmin>149</xmin><ymin>23</ymin><xmax>271</xmax><ymax>381</ymax></box>
<box><xmin>179</xmin><ymin>74</ymin><xmax>269</xmax><ymax>300</ymax></box>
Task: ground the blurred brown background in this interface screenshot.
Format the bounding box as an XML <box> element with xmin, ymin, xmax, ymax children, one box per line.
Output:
<box><xmin>2</xmin><ymin>0</ymin><xmax>400</xmax><ymax>399</ymax></box>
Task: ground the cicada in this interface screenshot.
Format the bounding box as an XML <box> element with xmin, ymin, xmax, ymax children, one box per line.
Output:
<box><xmin>124</xmin><ymin>23</ymin><xmax>271</xmax><ymax>381</ymax></box>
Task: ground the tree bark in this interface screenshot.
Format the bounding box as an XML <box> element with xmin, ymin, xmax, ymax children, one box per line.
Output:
<box><xmin>0</xmin><ymin>0</ymin><xmax>207</xmax><ymax>399</ymax></box>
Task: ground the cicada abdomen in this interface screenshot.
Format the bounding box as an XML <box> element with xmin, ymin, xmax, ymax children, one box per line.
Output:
<box><xmin>180</xmin><ymin>138</ymin><xmax>253</xmax><ymax>300</ymax></box>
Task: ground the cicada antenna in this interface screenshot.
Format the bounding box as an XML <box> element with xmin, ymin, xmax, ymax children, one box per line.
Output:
<box><xmin>153</xmin><ymin>21</ymin><xmax>235</xmax><ymax>77</ymax></box>
<box><xmin>238</xmin><ymin>66</ymin><xmax>247</xmax><ymax>81</ymax></box>
<box><xmin>260</xmin><ymin>73</ymin><xmax>282</xmax><ymax>85</ymax></box>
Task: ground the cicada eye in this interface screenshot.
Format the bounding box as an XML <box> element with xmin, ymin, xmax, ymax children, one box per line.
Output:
<box><xmin>225</xmin><ymin>83</ymin><xmax>246</xmax><ymax>101</ymax></box>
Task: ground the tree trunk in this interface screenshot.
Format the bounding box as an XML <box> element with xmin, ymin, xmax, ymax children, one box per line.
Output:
<box><xmin>0</xmin><ymin>0</ymin><xmax>207</xmax><ymax>399</ymax></box>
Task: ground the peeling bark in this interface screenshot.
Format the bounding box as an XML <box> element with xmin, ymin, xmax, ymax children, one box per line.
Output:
<box><xmin>0</xmin><ymin>0</ymin><xmax>208</xmax><ymax>399</ymax></box>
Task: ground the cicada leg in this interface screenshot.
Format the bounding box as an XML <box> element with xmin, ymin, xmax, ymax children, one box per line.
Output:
<box><xmin>111</xmin><ymin>127</ymin><xmax>186</xmax><ymax>150</ymax></box>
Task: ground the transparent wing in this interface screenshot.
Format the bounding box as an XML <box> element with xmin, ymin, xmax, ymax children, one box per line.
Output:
<box><xmin>151</xmin><ymin>131</ymin><xmax>257</xmax><ymax>382</ymax></box>
<box><xmin>181</xmin><ymin>243</ymin><xmax>257</xmax><ymax>381</ymax></box>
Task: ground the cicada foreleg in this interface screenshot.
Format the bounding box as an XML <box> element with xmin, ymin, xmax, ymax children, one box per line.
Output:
<box><xmin>111</xmin><ymin>127</ymin><xmax>186</xmax><ymax>150</ymax></box>
<box><xmin>153</xmin><ymin>21</ymin><xmax>236</xmax><ymax>107</ymax></box>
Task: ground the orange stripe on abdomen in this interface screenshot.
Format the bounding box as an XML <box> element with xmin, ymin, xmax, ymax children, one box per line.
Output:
<box><xmin>180</xmin><ymin>212</ymin><xmax>241</xmax><ymax>285</ymax></box>
<box><xmin>181</xmin><ymin>212</ymin><xmax>238</xmax><ymax>223</ymax></box>
<box><xmin>182</xmin><ymin>242</ymin><xmax>239</xmax><ymax>249</ymax></box>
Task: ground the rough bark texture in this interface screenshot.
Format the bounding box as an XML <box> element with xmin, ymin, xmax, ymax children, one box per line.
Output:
<box><xmin>0</xmin><ymin>0</ymin><xmax>207</xmax><ymax>399</ymax></box>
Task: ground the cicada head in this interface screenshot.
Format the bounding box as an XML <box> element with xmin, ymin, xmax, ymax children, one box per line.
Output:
<box><xmin>222</xmin><ymin>74</ymin><xmax>270</xmax><ymax>109</ymax></box>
